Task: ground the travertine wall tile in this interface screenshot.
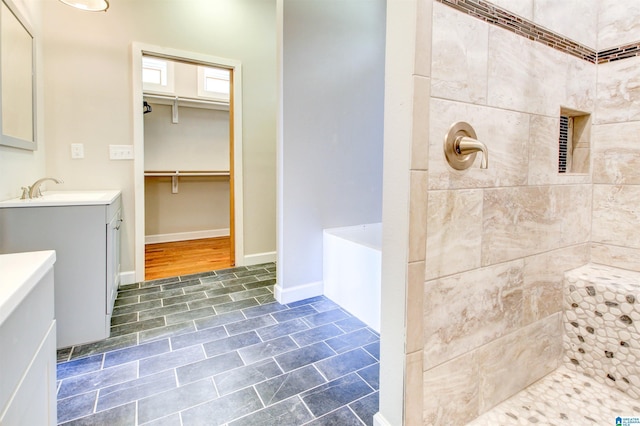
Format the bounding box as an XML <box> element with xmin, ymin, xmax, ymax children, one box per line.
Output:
<box><xmin>533</xmin><ymin>0</ymin><xmax>597</xmax><ymax>49</ymax></box>
<box><xmin>411</xmin><ymin>76</ymin><xmax>430</xmax><ymax>171</ymax></box>
<box><xmin>423</xmin><ymin>350</ymin><xmax>479</xmax><ymax>425</ymax></box>
<box><xmin>487</xmin><ymin>25</ymin><xmax>567</xmax><ymax>117</ymax></box>
<box><xmin>488</xmin><ymin>0</ymin><xmax>533</xmax><ymax>21</ymax></box>
<box><xmin>415</xmin><ymin>0</ymin><xmax>433</xmax><ymax>78</ymax></box>
<box><xmin>482</xmin><ymin>185</ymin><xmax>591</xmax><ymax>265</ymax></box>
<box><xmin>407</xmin><ymin>261</ymin><xmax>425</xmax><ymax>353</ymax></box>
<box><xmin>431</xmin><ymin>2</ymin><xmax>488</xmax><ymax>104</ymax></box>
<box><xmin>591</xmin><ymin>243</ymin><xmax>640</xmax><ymax>273</ymax></box>
<box><xmin>409</xmin><ymin>170</ymin><xmax>428</xmax><ymax>262</ymax></box>
<box><xmin>523</xmin><ymin>244</ymin><xmax>590</xmax><ymax>324</ymax></box>
<box><xmin>405</xmin><ymin>350</ymin><xmax>424</xmax><ymax>426</ymax></box>
<box><xmin>425</xmin><ymin>189</ymin><xmax>482</xmax><ymax>280</ymax></box>
<box><xmin>423</xmin><ymin>260</ymin><xmax>524</xmax><ymax>370</ymax></box>
<box><xmin>593</xmin><ymin>122</ymin><xmax>640</xmax><ymax>184</ymax></box>
<box><xmin>428</xmin><ymin>99</ymin><xmax>529</xmax><ymax>190</ymax></box>
<box><xmin>565</xmin><ymin>54</ymin><xmax>597</xmax><ymax>113</ymax></box>
<box><xmin>595</xmin><ymin>56</ymin><xmax>640</xmax><ymax>125</ymax></box>
<box><xmin>592</xmin><ymin>184</ymin><xmax>640</xmax><ymax>249</ymax></box>
<box><xmin>597</xmin><ymin>0</ymin><xmax>640</xmax><ymax>50</ymax></box>
<box><xmin>477</xmin><ymin>312</ymin><xmax>563</xmax><ymax>413</ymax></box>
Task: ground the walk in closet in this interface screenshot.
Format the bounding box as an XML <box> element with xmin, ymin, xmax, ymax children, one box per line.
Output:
<box><xmin>142</xmin><ymin>56</ymin><xmax>233</xmax><ymax>276</ymax></box>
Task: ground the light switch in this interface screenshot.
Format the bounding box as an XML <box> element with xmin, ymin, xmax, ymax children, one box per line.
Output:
<box><xmin>70</xmin><ymin>143</ymin><xmax>84</xmax><ymax>159</ymax></box>
<box><xmin>109</xmin><ymin>145</ymin><xmax>134</xmax><ymax>160</ymax></box>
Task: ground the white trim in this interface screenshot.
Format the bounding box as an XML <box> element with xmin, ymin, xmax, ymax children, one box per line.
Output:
<box><xmin>118</xmin><ymin>271</ymin><xmax>136</xmax><ymax>286</ymax></box>
<box><xmin>145</xmin><ymin>229</ymin><xmax>230</xmax><ymax>245</ymax></box>
<box><xmin>373</xmin><ymin>413</ymin><xmax>393</xmax><ymax>426</ymax></box>
<box><xmin>274</xmin><ymin>281</ymin><xmax>323</xmax><ymax>305</ymax></box>
<box><xmin>131</xmin><ymin>42</ymin><xmax>244</xmax><ymax>282</ymax></box>
<box><xmin>243</xmin><ymin>251</ymin><xmax>277</xmax><ymax>266</ymax></box>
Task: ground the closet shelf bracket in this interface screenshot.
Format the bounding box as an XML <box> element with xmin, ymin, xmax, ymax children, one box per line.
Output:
<box><xmin>172</xmin><ymin>97</ymin><xmax>179</xmax><ymax>124</ymax></box>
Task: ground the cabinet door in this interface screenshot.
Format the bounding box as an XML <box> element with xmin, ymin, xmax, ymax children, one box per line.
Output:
<box><xmin>106</xmin><ymin>207</ymin><xmax>122</xmax><ymax>317</ymax></box>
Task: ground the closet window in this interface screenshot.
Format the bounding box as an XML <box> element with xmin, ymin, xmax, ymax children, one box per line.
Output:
<box><xmin>142</xmin><ymin>57</ymin><xmax>175</xmax><ymax>94</ymax></box>
<box><xmin>197</xmin><ymin>66</ymin><xmax>230</xmax><ymax>102</ymax></box>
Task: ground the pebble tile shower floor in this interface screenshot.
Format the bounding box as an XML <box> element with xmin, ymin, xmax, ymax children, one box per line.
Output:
<box><xmin>55</xmin><ymin>263</ymin><xmax>380</xmax><ymax>425</ymax></box>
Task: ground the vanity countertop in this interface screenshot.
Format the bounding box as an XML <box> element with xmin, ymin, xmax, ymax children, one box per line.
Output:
<box><xmin>0</xmin><ymin>250</ymin><xmax>56</xmax><ymax>325</ymax></box>
<box><xmin>0</xmin><ymin>190</ymin><xmax>121</xmax><ymax>208</ymax></box>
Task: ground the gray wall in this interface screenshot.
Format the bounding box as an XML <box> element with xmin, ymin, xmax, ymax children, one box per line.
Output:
<box><xmin>279</xmin><ymin>0</ymin><xmax>386</xmax><ymax>295</ymax></box>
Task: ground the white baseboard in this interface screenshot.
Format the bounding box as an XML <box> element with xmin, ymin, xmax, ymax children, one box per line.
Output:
<box><xmin>119</xmin><ymin>271</ymin><xmax>136</xmax><ymax>286</ymax></box>
<box><xmin>373</xmin><ymin>413</ymin><xmax>393</xmax><ymax>426</ymax></box>
<box><xmin>243</xmin><ymin>251</ymin><xmax>277</xmax><ymax>266</ymax></box>
<box><xmin>145</xmin><ymin>229</ymin><xmax>230</xmax><ymax>244</ymax></box>
<box><xmin>274</xmin><ymin>280</ymin><xmax>323</xmax><ymax>304</ymax></box>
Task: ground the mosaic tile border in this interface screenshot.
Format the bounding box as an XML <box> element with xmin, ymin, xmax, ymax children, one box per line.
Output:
<box><xmin>437</xmin><ymin>0</ymin><xmax>640</xmax><ymax>65</ymax></box>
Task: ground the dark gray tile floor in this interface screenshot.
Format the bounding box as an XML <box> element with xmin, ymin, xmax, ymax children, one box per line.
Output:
<box><xmin>56</xmin><ymin>263</ymin><xmax>380</xmax><ymax>425</ymax></box>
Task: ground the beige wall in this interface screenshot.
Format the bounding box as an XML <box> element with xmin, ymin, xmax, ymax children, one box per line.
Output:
<box><xmin>0</xmin><ymin>0</ymin><xmax>46</xmax><ymax>200</ymax></box>
<box><xmin>41</xmin><ymin>0</ymin><xmax>276</xmax><ymax>272</ymax></box>
<box><xmin>422</xmin><ymin>2</ymin><xmax>595</xmax><ymax>424</ymax></box>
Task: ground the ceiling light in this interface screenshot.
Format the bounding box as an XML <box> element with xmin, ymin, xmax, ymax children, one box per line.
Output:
<box><xmin>58</xmin><ymin>0</ymin><xmax>109</xmax><ymax>12</ymax></box>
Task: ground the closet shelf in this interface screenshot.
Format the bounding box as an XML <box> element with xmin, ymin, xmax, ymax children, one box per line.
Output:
<box><xmin>143</xmin><ymin>94</ymin><xmax>229</xmax><ymax>124</ymax></box>
<box><xmin>144</xmin><ymin>170</ymin><xmax>230</xmax><ymax>177</ymax></box>
<box><xmin>145</xmin><ymin>171</ymin><xmax>230</xmax><ymax>194</ymax></box>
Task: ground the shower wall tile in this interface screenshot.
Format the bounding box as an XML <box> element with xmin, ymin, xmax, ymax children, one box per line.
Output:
<box><xmin>425</xmin><ymin>189</ymin><xmax>482</xmax><ymax>280</ymax></box>
<box><xmin>593</xmin><ymin>122</ymin><xmax>640</xmax><ymax>184</ymax></box>
<box><xmin>428</xmin><ymin>99</ymin><xmax>529</xmax><ymax>190</ymax></box>
<box><xmin>431</xmin><ymin>2</ymin><xmax>488</xmax><ymax>104</ymax></box>
<box><xmin>522</xmin><ymin>244</ymin><xmax>590</xmax><ymax>325</ymax></box>
<box><xmin>595</xmin><ymin>56</ymin><xmax>640</xmax><ymax>125</ymax></box>
<box><xmin>415</xmin><ymin>0</ymin><xmax>433</xmax><ymax>78</ymax></box>
<box><xmin>487</xmin><ymin>0</ymin><xmax>533</xmax><ymax>21</ymax></box>
<box><xmin>592</xmin><ymin>184</ymin><xmax>640</xmax><ymax>249</ymax></box>
<box><xmin>409</xmin><ymin>170</ymin><xmax>428</xmax><ymax>263</ymax></box>
<box><xmin>591</xmin><ymin>243</ymin><xmax>640</xmax><ymax>273</ymax></box>
<box><xmin>597</xmin><ymin>0</ymin><xmax>640</xmax><ymax>50</ymax></box>
<box><xmin>477</xmin><ymin>312</ymin><xmax>563</xmax><ymax>413</ymax></box>
<box><xmin>423</xmin><ymin>350</ymin><xmax>479</xmax><ymax>426</ymax></box>
<box><xmin>487</xmin><ymin>25</ymin><xmax>567</xmax><ymax>117</ymax></box>
<box><xmin>565</xmin><ymin>54</ymin><xmax>597</xmax><ymax>113</ymax></box>
<box><xmin>405</xmin><ymin>350</ymin><xmax>423</xmax><ymax>426</ymax></box>
<box><xmin>423</xmin><ymin>260</ymin><xmax>524</xmax><ymax>370</ymax></box>
<box><xmin>407</xmin><ymin>261</ymin><xmax>425</xmax><ymax>353</ymax></box>
<box><xmin>411</xmin><ymin>76</ymin><xmax>430</xmax><ymax>171</ymax></box>
<box><xmin>482</xmin><ymin>185</ymin><xmax>591</xmax><ymax>265</ymax></box>
<box><xmin>533</xmin><ymin>0</ymin><xmax>597</xmax><ymax>49</ymax></box>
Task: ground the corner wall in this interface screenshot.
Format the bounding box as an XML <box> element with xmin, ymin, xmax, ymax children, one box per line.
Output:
<box><xmin>277</xmin><ymin>0</ymin><xmax>385</xmax><ymax>302</ymax></box>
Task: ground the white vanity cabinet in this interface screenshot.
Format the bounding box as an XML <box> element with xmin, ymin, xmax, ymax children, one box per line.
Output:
<box><xmin>0</xmin><ymin>251</ymin><xmax>57</xmax><ymax>425</ymax></box>
<box><xmin>0</xmin><ymin>191</ymin><xmax>122</xmax><ymax>348</ymax></box>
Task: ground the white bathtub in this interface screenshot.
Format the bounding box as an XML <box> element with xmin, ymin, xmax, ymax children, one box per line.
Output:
<box><xmin>323</xmin><ymin>223</ymin><xmax>381</xmax><ymax>333</ymax></box>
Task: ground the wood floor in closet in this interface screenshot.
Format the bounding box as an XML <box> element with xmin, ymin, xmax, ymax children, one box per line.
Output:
<box><xmin>144</xmin><ymin>237</ymin><xmax>232</xmax><ymax>280</ymax></box>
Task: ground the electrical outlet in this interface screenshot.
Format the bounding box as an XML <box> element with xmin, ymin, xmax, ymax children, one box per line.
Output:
<box><xmin>70</xmin><ymin>143</ymin><xmax>84</xmax><ymax>159</ymax></box>
<box><xmin>109</xmin><ymin>145</ymin><xmax>134</xmax><ymax>160</ymax></box>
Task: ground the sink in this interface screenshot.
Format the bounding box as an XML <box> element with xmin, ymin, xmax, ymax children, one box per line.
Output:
<box><xmin>0</xmin><ymin>190</ymin><xmax>121</xmax><ymax>208</ymax></box>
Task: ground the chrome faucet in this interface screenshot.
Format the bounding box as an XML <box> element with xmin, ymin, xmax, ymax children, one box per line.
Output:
<box><xmin>27</xmin><ymin>177</ymin><xmax>64</xmax><ymax>199</ymax></box>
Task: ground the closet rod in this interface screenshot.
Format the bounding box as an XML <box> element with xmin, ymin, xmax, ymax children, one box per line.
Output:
<box><xmin>144</xmin><ymin>170</ymin><xmax>230</xmax><ymax>177</ymax></box>
<box><xmin>143</xmin><ymin>94</ymin><xmax>229</xmax><ymax>107</ymax></box>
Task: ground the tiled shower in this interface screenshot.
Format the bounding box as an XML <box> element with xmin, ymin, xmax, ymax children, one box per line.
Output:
<box><xmin>405</xmin><ymin>0</ymin><xmax>640</xmax><ymax>424</ymax></box>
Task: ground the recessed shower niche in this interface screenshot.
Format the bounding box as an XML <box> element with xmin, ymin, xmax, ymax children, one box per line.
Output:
<box><xmin>558</xmin><ymin>108</ymin><xmax>591</xmax><ymax>174</ymax></box>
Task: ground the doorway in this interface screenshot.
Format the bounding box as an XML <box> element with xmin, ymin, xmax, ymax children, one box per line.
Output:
<box><xmin>132</xmin><ymin>43</ymin><xmax>244</xmax><ymax>282</ymax></box>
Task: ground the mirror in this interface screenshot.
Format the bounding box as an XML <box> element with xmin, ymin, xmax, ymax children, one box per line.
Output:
<box><xmin>0</xmin><ymin>0</ymin><xmax>36</xmax><ymax>150</ymax></box>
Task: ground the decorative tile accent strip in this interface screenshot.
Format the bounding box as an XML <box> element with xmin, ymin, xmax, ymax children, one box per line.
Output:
<box><xmin>437</xmin><ymin>0</ymin><xmax>640</xmax><ymax>65</ymax></box>
<box><xmin>598</xmin><ymin>43</ymin><xmax>640</xmax><ymax>64</ymax></box>
<box><xmin>563</xmin><ymin>263</ymin><xmax>640</xmax><ymax>400</ymax></box>
<box><xmin>437</xmin><ymin>0</ymin><xmax>597</xmax><ymax>63</ymax></box>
